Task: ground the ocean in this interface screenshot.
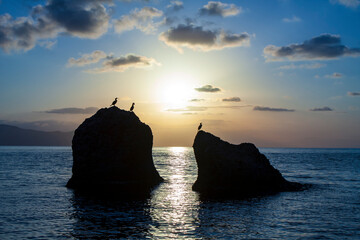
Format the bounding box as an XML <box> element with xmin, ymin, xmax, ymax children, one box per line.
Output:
<box><xmin>0</xmin><ymin>146</ymin><xmax>359</xmax><ymax>239</ymax></box>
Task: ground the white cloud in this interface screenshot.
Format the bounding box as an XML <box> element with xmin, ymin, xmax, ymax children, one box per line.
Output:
<box><xmin>113</xmin><ymin>7</ymin><xmax>163</xmax><ymax>34</ymax></box>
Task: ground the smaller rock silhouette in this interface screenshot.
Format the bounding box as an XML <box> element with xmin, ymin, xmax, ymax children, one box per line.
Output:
<box><xmin>192</xmin><ymin>130</ymin><xmax>303</xmax><ymax>198</ymax></box>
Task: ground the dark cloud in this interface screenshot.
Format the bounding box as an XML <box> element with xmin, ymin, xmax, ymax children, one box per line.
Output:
<box><xmin>310</xmin><ymin>107</ymin><xmax>333</xmax><ymax>111</ymax></box>
<box><xmin>159</xmin><ymin>24</ymin><xmax>250</xmax><ymax>52</ymax></box>
<box><xmin>189</xmin><ymin>98</ymin><xmax>205</xmax><ymax>102</ymax></box>
<box><xmin>264</xmin><ymin>34</ymin><xmax>360</xmax><ymax>61</ymax></box>
<box><xmin>45</xmin><ymin>107</ymin><xmax>99</xmax><ymax>114</ymax></box>
<box><xmin>88</xmin><ymin>53</ymin><xmax>160</xmax><ymax>73</ymax></box>
<box><xmin>113</xmin><ymin>6</ymin><xmax>163</xmax><ymax>34</ymax></box>
<box><xmin>0</xmin><ymin>0</ymin><xmax>111</xmax><ymax>52</ymax></box>
<box><xmin>253</xmin><ymin>106</ymin><xmax>295</xmax><ymax>112</ymax></box>
<box><xmin>167</xmin><ymin>1</ymin><xmax>184</xmax><ymax>12</ymax></box>
<box><xmin>167</xmin><ymin>106</ymin><xmax>208</xmax><ymax>112</ymax></box>
<box><xmin>163</xmin><ymin>16</ymin><xmax>177</xmax><ymax>25</ymax></box>
<box><xmin>42</xmin><ymin>0</ymin><xmax>111</xmax><ymax>38</ymax></box>
<box><xmin>68</xmin><ymin>50</ymin><xmax>160</xmax><ymax>72</ymax></box>
<box><xmin>195</xmin><ymin>85</ymin><xmax>221</xmax><ymax>93</ymax></box>
<box><xmin>162</xmin><ymin>24</ymin><xmax>216</xmax><ymax>46</ymax></box>
<box><xmin>199</xmin><ymin>1</ymin><xmax>241</xmax><ymax>17</ymax></box>
<box><xmin>222</xmin><ymin>97</ymin><xmax>241</xmax><ymax>102</ymax></box>
<box><xmin>0</xmin><ymin>13</ymin><xmax>58</xmax><ymax>52</ymax></box>
<box><xmin>348</xmin><ymin>91</ymin><xmax>360</xmax><ymax>96</ymax></box>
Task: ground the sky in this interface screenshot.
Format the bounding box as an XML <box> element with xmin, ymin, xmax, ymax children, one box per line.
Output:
<box><xmin>0</xmin><ymin>0</ymin><xmax>360</xmax><ymax>148</ymax></box>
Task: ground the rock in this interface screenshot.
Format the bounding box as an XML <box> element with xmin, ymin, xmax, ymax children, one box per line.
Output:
<box><xmin>66</xmin><ymin>106</ymin><xmax>163</xmax><ymax>196</ymax></box>
<box><xmin>192</xmin><ymin>130</ymin><xmax>303</xmax><ymax>198</ymax></box>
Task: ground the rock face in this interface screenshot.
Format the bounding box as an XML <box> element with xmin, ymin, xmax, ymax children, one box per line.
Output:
<box><xmin>192</xmin><ymin>131</ymin><xmax>302</xmax><ymax>197</ymax></box>
<box><xmin>66</xmin><ymin>107</ymin><xmax>163</xmax><ymax>195</ymax></box>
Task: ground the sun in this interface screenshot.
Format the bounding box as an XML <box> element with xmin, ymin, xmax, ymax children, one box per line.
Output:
<box><xmin>159</xmin><ymin>72</ymin><xmax>197</xmax><ymax>109</ymax></box>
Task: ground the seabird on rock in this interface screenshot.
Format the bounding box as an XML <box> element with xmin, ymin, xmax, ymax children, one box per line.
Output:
<box><xmin>111</xmin><ymin>97</ymin><xmax>118</xmax><ymax>106</ymax></box>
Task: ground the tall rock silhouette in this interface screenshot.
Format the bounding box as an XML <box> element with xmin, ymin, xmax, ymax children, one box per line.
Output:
<box><xmin>193</xmin><ymin>130</ymin><xmax>303</xmax><ymax>198</ymax></box>
<box><xmin>66</xmin><ymin>107</ymin><xmax>163</xmax><ymax>196</ymax></box>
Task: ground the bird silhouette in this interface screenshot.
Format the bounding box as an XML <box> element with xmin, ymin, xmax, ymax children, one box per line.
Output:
<box><xmin>111</xmin><ymin>97</ymin><xmax>118</xmax><ymax>106</ymax></box>
<box><xmin>198</xmin><ymin>122</ymin><xmax>202</xmax><ymax>131</ymax></box>
<box><xmin>130</xmin><ymin>102</ymin><xmax>135</xmax><ymax>112</ymax></box>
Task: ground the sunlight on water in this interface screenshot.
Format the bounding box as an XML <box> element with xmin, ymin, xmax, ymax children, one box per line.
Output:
<box><xmin>149</xmin><ymin>147</ymin><xmax>199</xmax><ymax>239</ymax></box>
<box><xmin>169</xmin><ymin>146</ymin><xmax>187</xmax><ymax>154</ymax></box>
<box><xmin>1</xmin><ymin>147</ymin><xmax>360</xmax><ymax>239</ymax></box>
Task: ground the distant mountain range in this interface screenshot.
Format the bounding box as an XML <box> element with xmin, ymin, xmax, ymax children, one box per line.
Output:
<box><xmin>0</xmin><ymin>124</ymin><xmax>73</xmax><ymax>146</ymax></box>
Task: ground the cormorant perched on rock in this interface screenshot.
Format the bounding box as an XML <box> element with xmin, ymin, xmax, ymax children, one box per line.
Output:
<box><xmin>198</xmin><ymin>122</ymin><xmax>202</xmax><ymax>131</ymax></box>
<box><xmin>111</xmin><ymin>97</ymin><xmax>118</xmax><ymax>106</ymax></box>
<box><xmin>130</xmin><ymin>103</ymin><xmax>135</xmax><ymax>112</ymax></box>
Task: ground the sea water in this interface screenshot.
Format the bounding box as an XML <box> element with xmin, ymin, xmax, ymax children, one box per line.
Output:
<box><xmin>0</xmin><ymin>146</ymin><xmax>359</xmax><ymax>239</ymax></box>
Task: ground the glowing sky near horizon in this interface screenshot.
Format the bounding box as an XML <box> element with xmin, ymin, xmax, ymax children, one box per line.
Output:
<box><xmin>0</xmin><ymin>0</ymin><xmax>360</xmax><ymax>147</ymax></box>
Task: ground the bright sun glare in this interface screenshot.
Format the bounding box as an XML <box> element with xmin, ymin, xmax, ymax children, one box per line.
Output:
<box><xmin>159</xmin><ymin>73</ymin><xmax>196</xmax><ymax>109</ymax></box>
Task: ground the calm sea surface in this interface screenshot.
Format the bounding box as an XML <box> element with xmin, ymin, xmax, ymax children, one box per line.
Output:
<box><xmin>0</xmin><ymin>146</ymin><xmax>359</xmax><ymax>239</ymax></box>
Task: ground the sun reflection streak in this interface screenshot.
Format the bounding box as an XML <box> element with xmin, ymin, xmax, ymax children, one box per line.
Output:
<box><xmin>149</xmin><ymin>147</ymin><xmax>200</xmax><ymax>238</ymax></box>
<box><xmin>169</xmin><ymin>147</ymin><xmax>187</xmax><ymax>154</ymax></box>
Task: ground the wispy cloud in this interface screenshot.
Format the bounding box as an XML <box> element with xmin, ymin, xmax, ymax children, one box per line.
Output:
<box><xmin>310</xmin><ymin>107</ymin><xmax>333</xmax><ymax>111</ymax></box>
<box><xmin>325</xmin><ymin>72</ymin><xmax>343</xmax><ymax>78</ymax></box>
<box><xmin>195</xmin><ymin>85</ymin><xmax>222</xmax><ymax>93</ymax></box>
<box><xmin>167</xmin><ymin>106</ymin><xmax>208</xmax><ymax>112</ymax></box>
<box><xmin>222</xmin><ymin>97</ymin><xmax>241</xmax><ymax>102</ymax></box>
<box><xmin>253</xmin><ymin>106</ymin><xmax>295</xmax><ymax>112</ymax></box>
<box><xmin>45</xmin><ymin>107</ymin><xmax>99</xmax><ymax>114</ymax></box>
<box><xmin>209</xmin><ymin>105</ymin><xmax>251</xmax><ymax>109</ymax></box>
<box><xmin>264</xmin><ymin>34</ymin><xmax>360</xmax><ymax>61</ymax></box>
<box><xmin>279</xmin><ymin>63</ymin><xmax>325</xmax><ymax>70</ymax></box>
<box><xmin>167</xmin><ymin>1</ymin><xmax>184</xmax><ymax>12</ymax></box>
<box><xmin>159</xmin><ymin>24</ymin><xmax>250</xmax><ymax>53</ymax></box>
<box><xmin>189</xmin><ymin>98</ymin><xmax>205</xmax><ymax>102</ymax></box>
<box><xmin>348</xmin><ymin>91</ymin><xmax>360</xmax><ymax>96</ymax></box>
<box><xmin>113</xmin><ymin>7</ymin><xmax>163</xmax><ymax>34</ymax></box>
<box><xmin>38</xmin><ymin>40</ymin><xmax>57</xmax><ymax>49</ymax></box>
<box><xmin>199</xmin><ymin>1</ymin><xmax>241</xmax><ymax>17</ymax></box>
<box><xmin>283</xmin><ymin>15</ymin><xmax>301</xmax><ymax>22</ymax></box>
<box><xmin>68</xmin><ymin>51</ymin><xmax>160</xmax><ymax>73</ymax></box>
<box><xmin>330</xmin><ymin>0</ymin><xmax>360</xmax><ymax>8</ymax></box>
<box><xmin>68</xmin><ymin>50</ymin><xmax>107</xmax><ymax>67</ymax></box>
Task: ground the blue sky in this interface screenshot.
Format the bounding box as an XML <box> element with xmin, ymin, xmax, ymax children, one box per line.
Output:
<box><xmin>0</xmin><ymin>0</ymin><xmax>359</xmax><ymax>147</ymax></box>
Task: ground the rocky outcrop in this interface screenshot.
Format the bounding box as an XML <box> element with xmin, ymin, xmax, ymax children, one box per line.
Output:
<box><xmin>192</xmin><ymin>130</ymin><xmax>302</xmax><ymax>198</ymax></box>
<box><xmin>66</xmin><ymin>107</ymin><xmax>163</xmax><ymax>196</ymax></box>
